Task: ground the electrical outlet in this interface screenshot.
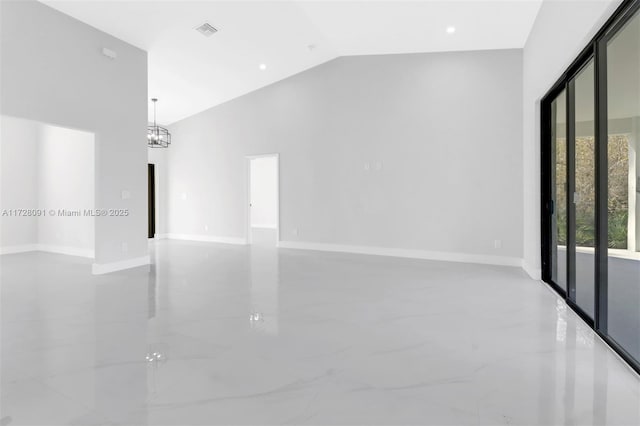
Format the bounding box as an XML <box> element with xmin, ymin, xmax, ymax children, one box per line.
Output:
<box><xmin>121</xmin><ymin>242</ymin><xmax>129</xmax><ymax>253</ymax></box>
<box><xmin>292</xmin><ymin>228</ymin><xmax>299</xmax><ymax>236</ymax></box>
<box><xmin>121</xmin><ymin>190</ymin><xmax>131</xmax><ymax>200</ymax></box>
<box><xmin>204</xmin><ymin>225</ymin><xmax>209</xmax><ymax>232</ymax></box>
<box><xmin>102</xmin><ymin>47</ymin><xmax>117</xmax><ymax>59</ymax></box>
<box><xmin>494</xmin><ymin>240</ymin><xmax>502</xmax><ymax>249</ymax></box>
<box><xmin>364</xmin><ymin>162</ymin><xmax>371</xmax><ymax>171</ymax></box>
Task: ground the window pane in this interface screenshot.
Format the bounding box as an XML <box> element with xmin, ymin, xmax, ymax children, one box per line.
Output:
<box><xmin>573</xmin><ymin>61</ymin><xmax>596</xmax><ymax>318</ymax></box>
<box><xmin>552</xmin><ymin>90</ymin><xmax>567</xmax><ymax>289</ymax></box>
<box><xmin>606</xmin><ymin>9</ymin><xmax>640</xmax><ymax>361</ymax></box>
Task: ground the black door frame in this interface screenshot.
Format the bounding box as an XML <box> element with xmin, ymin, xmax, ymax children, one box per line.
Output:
<box><xmin>540</xmin><ymin>0</ymin><xmax>640</xmax><ymax>374</ymax></box>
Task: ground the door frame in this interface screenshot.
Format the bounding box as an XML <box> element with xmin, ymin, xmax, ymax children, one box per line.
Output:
<box><xmin>245</xmin><ymin>153</ymin><xmax>280</xmax><ymax>245</ymax></box>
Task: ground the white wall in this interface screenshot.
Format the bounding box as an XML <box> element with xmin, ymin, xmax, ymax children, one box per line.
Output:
<box><xmin>37</xmin><ymin>124</ymin><xmax>94</xmax><ymax>257</ymax></box>
<box><xmin>0</xmin><ymin>116</ymin><xmax>39</xmax><ymax>249</ymax></box>
<box><xmin>166</xmin><ymin>49</ymin><xmax>524</xmax><ymax>263</ymax></box>
<box><xmin>522</xmin><ymin>0</ymin><xmax>624</xmax><ymax>279</ymax></box>
<box><xmin>250</xmin><ymin>156</ymin><xmax>278</xmax><ymax>229</ymax></box>
<box><xmin>0</xmin><ymin>0</ymin><xmax>148</xmax><ymax>271</ymax></box>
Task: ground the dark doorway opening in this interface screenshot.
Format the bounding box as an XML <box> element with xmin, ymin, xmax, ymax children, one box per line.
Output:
<box><xmin>148</xmin><ymin>163</ymin><xmax>156</xmax><ymax>239</ymax></box>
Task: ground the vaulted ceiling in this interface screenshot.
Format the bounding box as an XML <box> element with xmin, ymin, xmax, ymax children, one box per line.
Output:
<box><xmin>40</xmin><ymin>1</ymin><xmax>543</xmax><ymax>124</ymax></box>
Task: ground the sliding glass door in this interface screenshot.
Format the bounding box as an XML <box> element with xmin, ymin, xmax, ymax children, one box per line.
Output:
<box><xmin>542</xmin><ymin>0</ymin><xmax>640</xmax><ymax>373</ymax></box>
<box><xmin>603</xmin><ymin>6</ymin><xmax>640</xmax><ymax>363</ymax></box>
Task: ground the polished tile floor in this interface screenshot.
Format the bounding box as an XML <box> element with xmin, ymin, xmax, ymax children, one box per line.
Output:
<box><xmin>1</xmin><ymin>240</ymin><xmax>639</xmax><ymax>425</ymax></box>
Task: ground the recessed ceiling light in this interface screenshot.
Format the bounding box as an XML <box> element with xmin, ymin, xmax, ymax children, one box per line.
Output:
<box><xmin>446</xmin><ymin>26</ymin><xmax>456</xmax><ymax>34</ymax></box>
<box><xmin>195</xmin><ymin>23</ymin><xmax>217</xmax><ymax>37</ymax></box>
<box><xmin>259</xmin><ymin>64</ymin><xmax>267</xmax><ymax>70</ymax></box>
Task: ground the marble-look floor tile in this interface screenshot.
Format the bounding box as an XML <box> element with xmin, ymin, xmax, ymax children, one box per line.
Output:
<box><xmin>1</xmin><ymin>242</ymin><xmax>639</xmax><ymax>425</ymax></box>
<box><xmin>1</xmin><ymin>379</ymin><xmax>114</xmax><ymax>426</ymax></box>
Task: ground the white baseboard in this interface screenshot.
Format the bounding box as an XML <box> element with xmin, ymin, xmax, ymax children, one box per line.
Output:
<box><xmin>92</xmin><ymin>255</ymin><xmax>150</xmax><ymax>275</ymax></box>
<box><xmin>522</xmin><ymin>261</ymin><xmax>542</xmax><ymax>280</ymax></box>
<box><xmin>0</xmin><ymin>244</ymin><xmax>39</xmax><ymax>255</ymax></box>
<box><xmin>251</xmin><ymin>225</ymin><xmax>277</xmax><ymax>230</ymax></box>
<box><xmin>161</xmin><ymin>233</ymin><xmax>247</xmax><ymax>245</ymax></box>
<box><xmin>1</xmin><ymin>244</ymin><xmax>93</xmax><ymax>258</ymax></box>
<box><xmin>278</xmin><ymin>240</ymin><xmax>524</xmax><ymax>268</ymax></box>
<box><xmin>37</xmin><ymin>244</ymin><xmax>94</xmax><ymax>259</ymax></box>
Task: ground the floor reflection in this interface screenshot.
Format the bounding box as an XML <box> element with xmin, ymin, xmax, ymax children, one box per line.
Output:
<box><xmin>249</xmin><ymin>243</ymin><xmax>280</xmax><ymax>336</ymax></box>
<box><xmin>94</xmin><ymin>267</ymin><xmax>149</xmax><ymax>425</ymax></box>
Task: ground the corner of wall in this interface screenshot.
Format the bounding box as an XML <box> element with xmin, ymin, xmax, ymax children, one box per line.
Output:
<box><xmin>522</xmin><ymin>260</ymin><xmax>542</xmax><ymax>281</ymax></box>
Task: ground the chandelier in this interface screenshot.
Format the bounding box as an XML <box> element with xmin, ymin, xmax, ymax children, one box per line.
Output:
<box><xmin>147</xmin><ymin>98</ymin><xmax>171</xmax><ymax>148</ymax></box>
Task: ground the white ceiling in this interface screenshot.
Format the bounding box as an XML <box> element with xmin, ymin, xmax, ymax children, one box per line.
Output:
<box><xmin>40</xmin><ymin>0</ymin><xmax>544</xmax><ymax>124</ymax></box>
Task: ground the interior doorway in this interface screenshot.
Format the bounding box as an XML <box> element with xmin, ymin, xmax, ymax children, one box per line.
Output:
<box><xmin>148</xmin><ymin>163</ymin><xmax>156</xmax><ymax>239</ymax></box>
<box><xmin>247</xmin><ymin>154</ymin><xmax>279</xmax><ymax>246</ymax></box>
<box><xmin>0</xmin><ymin>115</ymin><xmax>95</xmax><ymax>258</ymax></box>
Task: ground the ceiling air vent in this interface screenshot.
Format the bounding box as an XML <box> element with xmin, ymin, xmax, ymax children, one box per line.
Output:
<box><xmin>195</xmin><ymin>23</ymin><xmax>218</xmax><ymax>37</ymax></box>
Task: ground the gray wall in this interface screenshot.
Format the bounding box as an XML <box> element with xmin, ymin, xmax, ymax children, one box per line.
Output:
<box><xmin>0</xmin><ymin>0</ymin><xmax>148</xmax><ymax>266</ymax></box>
<box><xmin>167</xmin><ymin>49</ymin><xmax>524</xmax><ymax>260</ymax></box>
<box><xmin>0</xmin><ymin>116</ymin><xmax>39</xmax><ymax>248</ymax></box>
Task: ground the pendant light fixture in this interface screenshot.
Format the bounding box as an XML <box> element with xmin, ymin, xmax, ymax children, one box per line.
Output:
<box><xmin>147</xmin><ymin>98</ymin><xmax>171</xmax><ymax>148</ymax></box>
